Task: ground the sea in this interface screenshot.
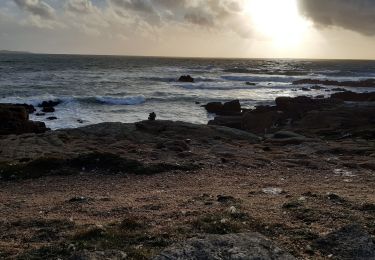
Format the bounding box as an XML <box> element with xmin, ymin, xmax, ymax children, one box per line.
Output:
<box><xmin>1</xmin><ymin>53</ymin><xmax>375</xmax><ymax>130</ymax></box>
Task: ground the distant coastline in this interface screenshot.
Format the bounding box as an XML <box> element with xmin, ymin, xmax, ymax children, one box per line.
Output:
<box><xmin>0</xmin><ymin>50</ymin><xmax>32</xmax><ymax>54</ymax></box>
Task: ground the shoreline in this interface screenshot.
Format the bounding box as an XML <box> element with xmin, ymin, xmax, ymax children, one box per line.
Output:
<box><xmin>0</xmin><ymin>91</ymin><xmax>375</xmax><ymax>258</ymax></box>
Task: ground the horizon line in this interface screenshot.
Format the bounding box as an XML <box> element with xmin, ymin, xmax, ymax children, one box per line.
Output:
<box><xmin>2</xmin><ymin>50</ymin><xmax>375</xmax><ymax>62</ymax></box>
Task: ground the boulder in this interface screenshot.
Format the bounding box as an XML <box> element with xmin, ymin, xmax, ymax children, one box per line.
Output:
<box><xmin>178</xmin><ymin>75</ymin><xmax>194</xmax><ymax>83</ymax></box>
<box><xmin>38</xmin><ymin>100</ymin><xmax>61</xmax><ymax>108</ymax></box>
<box><xmin>222</xmin><ymin>100</ymin><xmax>241</xmax><ymax>114</ymax></box>
<box><xmin>203</xmin><ymin>100</ymin><xmax>242</xmax><ymax>115</ymax></box>
<box><xmin>0</xmin><ymin>104</ymin><xmax>48</xmax><ymax>135</ymax></box>
<box><xmin>313</xmin><ymin>224</ymin><xmax>375</xmax><ymax>259</ymax></box>
<box><xmin>153</xmin><ymin>232</ymin><xmax>295</xmax><ymax>260</ymax></box>
<box><xmin>204</xmin><ymin>102</ymin><xmax>224</xmax><ymax>114</ymax></box>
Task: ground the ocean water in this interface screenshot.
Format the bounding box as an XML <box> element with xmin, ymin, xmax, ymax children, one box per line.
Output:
<box><xmin>1</xmin><ymin>54</ymin><xmax>375</xmax><ymax>129</ymax></box>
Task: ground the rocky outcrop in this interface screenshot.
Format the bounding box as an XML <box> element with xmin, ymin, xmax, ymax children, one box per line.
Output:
<box><xmin>207</xmin><ymin>93</ymin><xmax>375</xmax><ymax>138</ymax></box>
<box><xmin>0</xmin><ymin>104</ymin><xmax>48</xmax><ymax>135</ymax></box>
<box><xmin>293</xmin><ymin>78</ymin><xmax>375</xmax><ymax>88</ymax></box>
<box><xmin>313</xmin><ymin>224</ymin><xmax>375</xmax><ymax>260</ymax></box>
<box><xmin>331</xmin><ymin>91</ymin><xmax>375</xmax><ymax>102</ymax></box>
<box><xmin>178</xmin><ymin>75</ymin><xmax>194</xmax><ymax>83</ymax></box>
<box><xmin>154</xmin><ymin>232</ymin><xmax>295</xmax><ymax>260</ymax></box>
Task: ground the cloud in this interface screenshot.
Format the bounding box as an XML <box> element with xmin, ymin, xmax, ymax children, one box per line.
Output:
<box><xmin>13</xmin><ymin>0</ymin><xmax>55</xmax><ymax>19</ymax></box>
<box><xmin>66</xmin><ymin>0</ymin><xmax>96</xmax><ymax>14</ymax></box>
<box><xmin>298</xmin><ymin>0</ymin><xmax>375</xmax><ymax>36</ymax></box>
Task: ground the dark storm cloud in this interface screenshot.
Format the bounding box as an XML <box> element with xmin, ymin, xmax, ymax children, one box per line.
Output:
<box><xmin>13</xmin><ymin>0</ymin><xmax>55</xmax><ymax>19</ymax></box>
<box><xmin>298</xmin><ymin>0</ymin><xmax>375</xmax><ymax>36</ymax></box>
<box><xmin>109</xmin><ymin>0</ymin><xmax>245</xmax><ymax>27</ymax></box>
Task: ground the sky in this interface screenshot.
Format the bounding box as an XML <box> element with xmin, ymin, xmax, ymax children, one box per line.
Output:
<box><xmin>0</xmin><ymin>0</ymin><xmax>375</xmax><ymax>59</ymax></box>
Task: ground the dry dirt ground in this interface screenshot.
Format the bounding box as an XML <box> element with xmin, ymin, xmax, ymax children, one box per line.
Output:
<box><xmin>0</xmin><ymin>121</ymin><xmax>374</xmax><ymax>259</ymax></box>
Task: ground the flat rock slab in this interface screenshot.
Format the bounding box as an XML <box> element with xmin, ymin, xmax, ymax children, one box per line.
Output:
<box><xmin>154</xmin><ymin>232</ymin><xmax>295</xmax><ymax>260</ymax></box>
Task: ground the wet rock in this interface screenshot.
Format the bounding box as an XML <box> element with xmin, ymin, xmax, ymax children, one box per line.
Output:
<box><xmin>246</xmin><ymin>82</ymin><xmax>256</xmax><ymax>86</ymax></box>
<box><xmin>47</xmin><ymin>116</ymin><xmax>57</xmax><ymax>120</ymax></box>
<box><xmin>178</xmin><ymin>75</ymin><xmax>194</xmax><ymax>83</ymax></box>
<box><xmin>154</xmin><ymin>232</ymin><xmax>295</xmax><ymax>260</ymax></box>
<box><xmin>42</xmin><ymin>106</ymin><xmax>55</xmax><ymax>113</ymax></box>
<box><xmin>313</xmin><ymin>224</ymin><xmax>375</xmax><ymax>260</ymax></box>
<box><xmin>35</xmin><ymin>112</ymin><xmax>45</xmax><ymax>116</ymax></box>
<box><xmin>38</xmin><ymin>100</ymin><xmax>61</xmax><ymax>108</ymax></box>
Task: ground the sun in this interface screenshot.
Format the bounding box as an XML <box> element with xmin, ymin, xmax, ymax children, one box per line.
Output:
<box><xmin>245</xmin><ymin>0</ymin><xmax>311</xmax><ymax>48</ymax></box>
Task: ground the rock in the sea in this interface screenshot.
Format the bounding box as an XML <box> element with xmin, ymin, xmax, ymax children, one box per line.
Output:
<box><xmin>313</xmin><ymin>224</ymin><xmax>375</xmax><ymax>260</ymax></box>
<box><xmin>0</xmin><ymin>104</ymin><xmax>48</xmax><ymax>135</ymax></box>
<box><xmin>203</xmin><ymin>100</ymin><xmax>242</xmax><ymax>115</ymax></box>
<box><xmin>178</xmin><ymin>75</ymin><xmax>194</xmax><ymax>83</ymax></box>
<box><xmin>42</xmin><ymin>106</ymin><xmax>55</xmax><ymax>113</ymax></box>
<box><xmin>47</xmin><ymin>116</ymin><xmax>57</xmax><ymax>120</ymax></box>
<box><xmin>153</xmin><ymin>232</ymin><xmax>295</xmax><ymax>260</ymax></box>
<box><xmin>38</xmin><ymin>100</ymin><xmax>61</xmax><ymax>108</ymax></box>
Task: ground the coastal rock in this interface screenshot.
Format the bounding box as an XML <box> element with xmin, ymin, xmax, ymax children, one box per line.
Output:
<box><xmin>38</xmin><ymin>100</ymin><xmax>61</xmax><ymax>108</ymax></box>
<box><xmin>153</xmin><ymin>232</ymin><xmax>295</xmax><ymax>260</ymax></box>
<box><xmin>208</xmin><ymin>115</ymin><xmax>242</xmax><ymax>129</ymax></box>
<box><xmin>331</xmin><ymin>91</ymin><xmax>375</xmax><ymax>102</ymax></box>
<box><xmin>42</xmin><ymin>107</ymin><xmax>55</xmax><ymax>113</ymax></box>
<box><xmin>203</xmin><ymin>100</ymin><xmax>242</xmax><ymax>115</ymax></box>
<box><xmin>275</xmin><ymin>96</ymin><xmax>341</xmax><ymax>118</ymax></box>
<box><xmin>204</xmin><ymin>102</ymin><xmax>224</xmax><ymax>114</ymax></box>
<box><xmin>293</xmin><ymin>78</ymin><xmax>375</xmax><ymax>88</ymax></box>
<box><xmin>0</xmin><ymin>104</ymin><xmax>48</xmax><ymax>135</ymax></box>
<box><xmin>178</xmin><ymin>75</ymin><xmax>194</xmax><ymax>83</ymax></box>
<box><xmin>242</xmin><ymin>111</ymin><xmax>284</xmax><ymax>134</ymax></box>
<box><xmin>313</xmin><ymin>224</ymin><xmax>375</xmax><ymax>259</ymax></box>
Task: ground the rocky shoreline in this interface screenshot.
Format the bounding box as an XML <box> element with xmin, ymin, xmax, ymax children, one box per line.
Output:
<box><xmin>0</xmin><ymin>91</ymin><xmax>374</xmax><ymax>259</ymax></box>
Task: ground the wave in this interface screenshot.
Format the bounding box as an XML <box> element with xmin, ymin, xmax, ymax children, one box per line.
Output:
<box><xmin>0</xmin><ymin>95</ymin><xmax>146</xmax><ymax>107</ymax></box>
<box><xmin>95</xmin><ymin>95</ymin><xmax>146</xmax><ymax>105</ymax></box>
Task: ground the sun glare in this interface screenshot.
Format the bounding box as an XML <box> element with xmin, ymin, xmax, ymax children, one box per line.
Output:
<box><xmin>246</xmin><ymin>0</ymin><xmax>311</xmax><ymax>48</ymax></box>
